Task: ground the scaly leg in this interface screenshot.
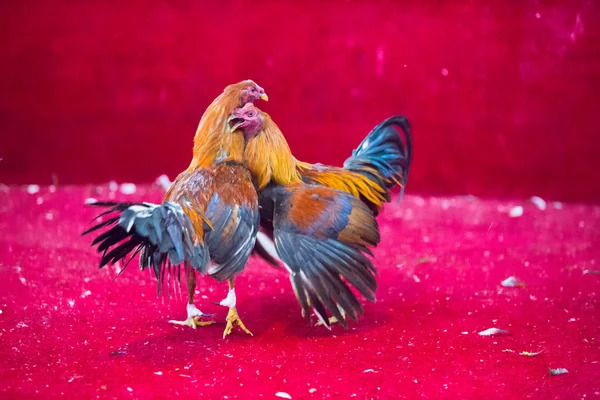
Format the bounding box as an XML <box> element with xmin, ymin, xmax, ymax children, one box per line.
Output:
<box><xmin>169</xmin><ymin>266</ymin><xmax>215</xmax><ymax>329</ymax></box>
<box><xmin>220</xmin><ymin>279</ymin><xmax>253</xmax><ymax>339</ymax></box>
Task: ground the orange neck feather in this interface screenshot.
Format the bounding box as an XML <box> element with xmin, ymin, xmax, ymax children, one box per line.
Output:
<box><xmin>244</xmin><ymin>113</ymin><xmax>302</xmax><ymax>189</ymax></box>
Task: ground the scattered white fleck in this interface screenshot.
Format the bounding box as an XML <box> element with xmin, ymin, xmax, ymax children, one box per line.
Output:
<box><xmin>413</xmin><ymin>275</ymin><xmax>421</xmax><ymax>283</ymax></box>
<box><xmin>502</xmin><ymin>349</ymin><xmax>515</xmax><ymax>353</ymax></box>
<box><xmin>569</xmin><ymin>318</ymin><xmax>576</xmax><ymax>322</ymax></box>
<box><xmin>81</xmin><ymin>290</ymin><xmax>92</xmax><ymax>298</ymax></box>
<box><xmin>501</xmin><ymin>276</ymin><xmax>524</xmax><ymax>288</ymax></box>
<box><xmin>548</xmin><ymin>368</ymin><xmax>568</xmax><ymax>376</ymax></box>
<box><xmin>27</xmin><ymin>185</ymin><xmax>40</xmax><ymax>194</ymax></box>
<box><xmin>179</xmin><ymin>374</ymin><xmax>191</xmax><ymax>378</ymax></box>
<box><xmin>441</xmin><ymin>68</ymin><xmax>449</xmax><ymax>76</ymax></box>
<box><xmin>84</xmin><ymin>198</ymin><xmax>97</xmax><ymax>205</ymax></box>
<box><xmin>68</xmin><ymin>299</ymin><xmax>75</xmax><ymax>308</ymax></box>
<box><xmin>478</xmin><ymin>328</ymin><xmax>510</xmax><ymax>336</ymax></box>
<box><xmin>461</xmin><ymin>332</ymin><xmax>469</xmax><ymax>335</ymax></box>
<box><xmin>423</xmin><ymin>236</ymin><xmax>429</xmax><ymax>242</ymax></box>
<box><xmin>553</xmin><ymin>201</ymin><xmax>563</xmax><ymax>209</ymax></box>
<box><xmin>535</xmin><ymin>12</ymin><xmax>541</xmax><ymax>19</ymax></box>
<box><xmin>583</xmin><ymin>269</ymin><xmax>600</xmax><ymax>275</ymax></box>
<box><xmin>49</xmin><ymin>185</ymin><xmax>56</xmax><ymax>193</ymax></box>
<box><xmin>154</xmin><ymin>371</ymin><xmax>163</xmax><ymax>375</ymax></box>
<box><xmin>127</xmin><ymin>387</ymin><xmax>133</xmax><ymax>392</ymax></box>
<box><xmin>36</xmin><ymin>197</ymin><xmax>44</xmax><ymax>205</ymax></box>
<box><xmin>45</xmin><ymin>212</ymin><xmax>54</xmax><ymax>221</ymax></box>
<box><xmin>16</xmin><ymin>322</ymin><xmax>28</xmax><ymax>328</ymax></box>
<box><xmin>309</xmin><ymin>388</ymin><xmax>316</xmax><ymax>394</ymax></box>
<box><xmin>509</xmin><ymin>206</ymin><xmax>523</xmax><ymax>218</ymax></box>
<box><xmin>120</xmin><ymin>183</ymin><xmax>136</xmax><ymax>195</ymax></box>
<box><xmin>363</xmin><ymin>369</ymin><xmax>377</xmax><ymax>373</ymax></box>
<box><xmin>530</xmin><ymin>196</ymin><xmax>546</xmax><ymax>210</ymax></box>
<box><xmin>155</xmin><ymin>174</ymin><xmax>172</xmax><ymax>191</ymax></box>
<box><xmin>19</xmin><ymin>277</ymin><xmax>27</xmax><ymax>285</ymax></box>
<box><xmin>275</xmin><ymin>392</ymin><xmax>292</xmax><ymax>399</ymax></box>
<box><xmin>0</xmin><ymin>310</ymin><xmax>2</xmax><ymax>314</ymax></box>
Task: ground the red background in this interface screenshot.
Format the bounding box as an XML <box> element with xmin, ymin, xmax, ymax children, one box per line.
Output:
<box><xmin>1</xmin><ymin>0</ymin><xmax>600</xmax><ymax>201</ymax></box>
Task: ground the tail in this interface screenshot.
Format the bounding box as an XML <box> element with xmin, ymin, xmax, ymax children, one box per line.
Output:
<box><xmin>82</xmin><ymin>201</ymin><xmax>210</xmax><ymax>296</ymax></box>
<box><xmin>343</xmin><ymin>116</ymin><xmax>413</xmax><ymax>206</ymax></box>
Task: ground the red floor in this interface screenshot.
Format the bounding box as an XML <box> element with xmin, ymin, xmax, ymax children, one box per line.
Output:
<box><xmin>0</xmin><ymin>184</ymin><xmax>599</xmax><ymax>399</ymax></box>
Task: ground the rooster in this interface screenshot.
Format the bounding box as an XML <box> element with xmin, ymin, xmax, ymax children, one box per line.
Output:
<box><xmin>83</xmin><ymin>82</ymin><xmax>268</xmax><ymax>338</ymax></box>
<box><xmin>231</xmin><ymin>103</ymin><xmax>413</xmax><ymax>327</ymax></box>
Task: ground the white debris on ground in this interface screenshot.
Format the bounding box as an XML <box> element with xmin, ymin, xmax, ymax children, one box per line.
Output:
<box><xmin>27</xmin><ymin>184</ymin><xmax>40</xmax><ymax>194</ymax></box>
<box><xmin>120</xmin><ymin>183</ymin><xmax>136</xmax><ymax>195</ymax></box>
<box><xmin>548</xmin><ymin>368</ymin><xmax>568</xmax><ymax>376</ymax></box>
<box><xmin>84</xmin><ymin>197</ymin><xmax>97</xmax><ymax>204</ymax></box>
<box><xmin>155</xmin><ymin>174</ymin><xmax>172</xmax><ymax>191</ymax></box>
<box><xmin>478</xmin><ymin>328</ymin><xmax>510</xmax><ymax>336</ymax></box>
<box><xmin>275</xmin><ymin>392</ymin><xmax>292</xmax><ymax>399</ymax></box>
<box><xmin>520</xmin><ymin>351</ymin><xmax>543</xmax><ymax>357</ymax></box>
<box><xmin>509</xmin><ymin>206</ymin><xmax>523</xmax><ymax>218</ymax></box>
<box><xmin>501</xmin><ymin>276</ymin><xmax>523</xmax><ymax>287</ymax></box>
<box><xmin>530</xmin><ymin>196</ymin><xmax>547</xmax><ymax>210</ymax></box>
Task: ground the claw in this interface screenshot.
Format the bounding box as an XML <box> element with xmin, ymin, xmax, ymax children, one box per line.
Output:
<box><xmin>315</xmin><ymin>305</ymin><xmax>346</xmax><ymax>327</ymax></box>
<box><xmin>223</xmin><ymin>307</ymin><xmax>253</xmax><ymax>339</ymax></box>
<box><xmin>169</xmin><ymin>317</ymin><xmax>215</xmax><ymax>329</ymax></box>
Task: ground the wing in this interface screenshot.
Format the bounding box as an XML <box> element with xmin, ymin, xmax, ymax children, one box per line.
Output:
<box><xmin>270</xmin><ymin>184</ymin><xmax>381</xmax><ymax>328</ymax></box>
<box><xmin>202</xmin><ymin>164</ymin><xmax>260</xmax><ymax>282</ymax></box>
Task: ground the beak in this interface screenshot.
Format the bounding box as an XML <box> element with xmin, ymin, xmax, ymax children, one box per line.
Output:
<box><xmin>260</xmin><ymin>93</ymin><xmax>269</xmax><ymax>102</ymax></box>
<box><xmin>227</xmin><ymin>115</ymin><xmax>244</xmax><ymax>132</ymax></box>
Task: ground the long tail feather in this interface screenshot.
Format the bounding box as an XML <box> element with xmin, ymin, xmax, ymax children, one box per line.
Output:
<box><xmin>344</xmin><ymin>116</ymin><xmax>413</xmax><ymax>208</ymax></box>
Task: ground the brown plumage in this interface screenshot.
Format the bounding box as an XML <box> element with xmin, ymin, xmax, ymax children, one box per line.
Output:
<box><xmin>241</xmin><ymin>104</ymin><xmax>412</xmax><ymax>214</ymax></box>
<box><xmin>83</xmin><ymin>85</ymin><xmax>269</xmax><ymax>337</ymax></box>
<box><xmin>229</xmin><ymin>103</ymin><xmax>413</xmax><ymax>328</ymax></box>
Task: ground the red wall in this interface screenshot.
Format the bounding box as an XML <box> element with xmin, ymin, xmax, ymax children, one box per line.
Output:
<box><xmin>1</xmin><ymin>1</ymin><xmax>599</xmax><ymax>202</ymax></box>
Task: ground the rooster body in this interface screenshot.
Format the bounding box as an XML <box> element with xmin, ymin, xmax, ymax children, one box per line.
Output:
<box><xmin>229</xmin><ymin>103</ymin><xmax>413</xmax><ymax>327</ymax></box>
<box><xmin>84</xmin><ymin>81</ymin><xmax>268</xmax><ymax>337</ymax></box>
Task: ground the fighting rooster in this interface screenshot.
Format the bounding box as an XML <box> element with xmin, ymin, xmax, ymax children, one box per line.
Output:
<box><xmin>83</xmin><ymin>81</ymin><xmax>268</xmax><ymax>338</ymax></box>
<box><xmin>231</xmin><ymin>103</ymin><xmax>413</xmax><ymax>328</ymax></box>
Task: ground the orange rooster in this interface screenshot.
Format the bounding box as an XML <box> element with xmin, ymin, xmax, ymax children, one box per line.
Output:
<box><xmin>229</xmin><ymin>103</ymin><xmax>413</xmax><ymax>327</ymax></box>
<box><xmin>83</xmin><ymin>81</ymin><xmax>268</xmax><ymax>338</ymax></box>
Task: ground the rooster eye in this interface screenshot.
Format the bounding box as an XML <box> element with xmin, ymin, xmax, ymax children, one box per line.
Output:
<box><xmin>250</xmin><ymin>87</ymin><xmax>256</xmax><ymax>92</ymax></box>
<box><xmin>248</xmin><ymin>112</ymin><xmax>255</xmax><ymax>117</ymax></box>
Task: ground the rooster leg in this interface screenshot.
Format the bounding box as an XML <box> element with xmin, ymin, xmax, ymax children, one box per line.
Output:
<box><xmin>220</xmin><ymin>278</ymin><xmax>253</xmax><ymax>339</ymax></box>
<box><xmin>169</xmin><ymin>267</ymin><xmax>215</xmax><ymax>329</ymax></box>
<box><xmin>315</xmin><ymin>304</ymin><xmax>347</xmax><ymax>327</ymax></box>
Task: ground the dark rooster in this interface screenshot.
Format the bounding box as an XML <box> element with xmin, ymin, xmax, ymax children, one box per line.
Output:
<box><xmin>231</xmin><ymin>103</ymin><xmax>413</xmax><ymax>327</ymax></box>
<box><xmin>83</xmin><ymin>102</ymin><xmax>266</xmax><ymax>338</ymax></box>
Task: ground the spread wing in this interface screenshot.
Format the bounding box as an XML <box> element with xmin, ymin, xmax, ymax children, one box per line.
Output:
<box><xmin>270</xmin><ymin>184</ymin><xmax>381</xmax><ymax>328</ymax></box>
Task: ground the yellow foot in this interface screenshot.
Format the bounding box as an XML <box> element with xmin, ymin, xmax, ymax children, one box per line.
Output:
<box><xmin>315</xmin><ymin>306</ymin><xmax>346</xmax><ymax>327</ymax></box>
<box><xmin>169</xmin><ymin>317</ymin><xmax>215</xmax><ymax>330</ymax></box>
<box><xmin>315</xmin><ymin>316</ymin><xmax>340</xmax><ymax>326</ymax></box>
<box><xmin>223</xmin><ymin>307</ymin><xmax>253</xmax><ymax>339</ymax></box>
